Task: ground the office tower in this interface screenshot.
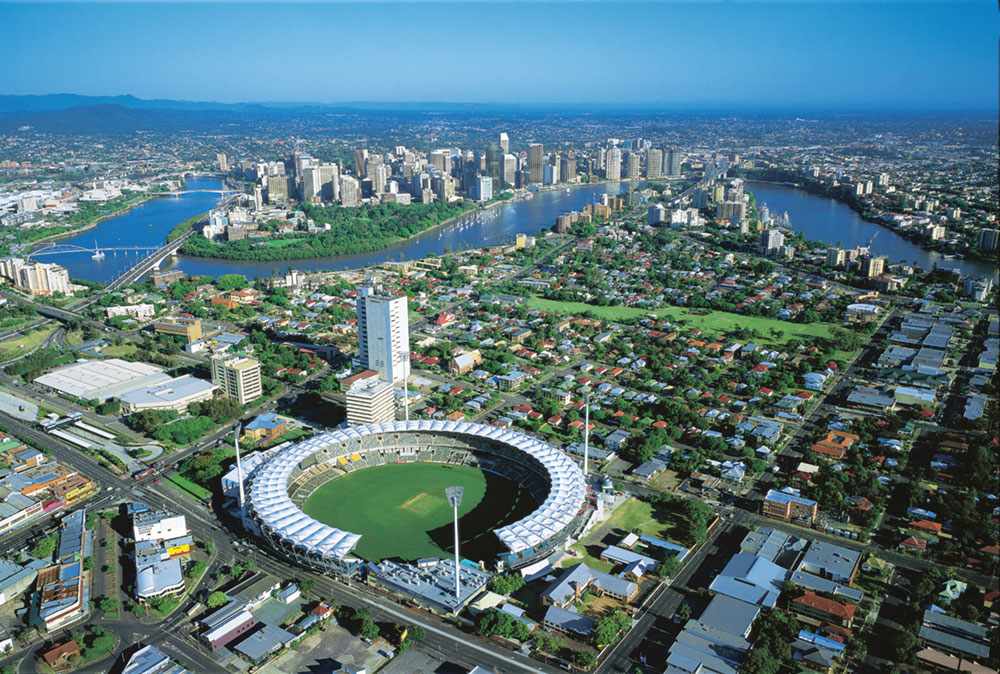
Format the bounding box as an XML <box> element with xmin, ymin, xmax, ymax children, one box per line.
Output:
<box><xmin>216</xmin><ymin>153</ymin><xmax>228</xmax><ymax>172</ymax></box>
<box><xmin>528</xmin><ymin>143</ymin><xmax>544</xmax><ymax>184</ymax></box>
<box><xmin>666</xmin><ymin>149</ymin><xmax>682</xmax><ymax>177</ymax></box>
<box><xmin>877</xmin><ymin>172</ymin><xmax>890</xmax><ymax>187</ymax></box>
<box><xmin>485</xmin><ymin>142</ymin><xmax>504</xmax><ymax>190</ymax></box>
<box><xmin>252</xmin><ymin>185</ymin><xmax>263</xmax><ymax>211</ymax></box>
<box><xmin>345</xmin><ymin>378</ymin><xmax>396</xmax><ymax>425</ymax></box>
<box><xmin>353</xmin><ymin>149</ymin><xmax>367</xmax><ymax>177</ymax></box>
<box><xmin>429</xmin><ymin>149</ymin><xmax>451</xmax><ymax>174</ymax></box>
<box><xmin>498</xmin><ymin>132</ymin><xmax>509</xmax><ymax>153</ymax></box>
<box><xmin>647</xmin><ymin>149</ymin><xmax>663</xmax><ymax>179</ymax></box>
<box><xmin>355</xmin><ymin>280</ymin><xmax>410</xmax><ymax>384</ymax></box>
<box><xmin>605</xmin><ymin>148</ymin><xmax>622</xmax><ymax>181</ymax></box>
<box><xmin>627</xmin><ymin>152</ymin><xmax>641</xmax><ymax>180</ymax></box>
<box><xmin>504</xmin><ymin>154</ymin><xmax>518</xmax><ymax>187</ymax></box>
<box><xmin>373</xmin><ymin>164</ymin><xmax>390</xmax><ymax>194</ymax></box>
<box><xmin>340</xmin><ymin>175</ymin><xmax>360</xmax><ymax>207</ymax></box>
<box><xmin>302</xmin><ymin>166</ymin><xmax>322</xmax><ymax>201</ymax></box>
<box><xmin>433</xmin><ymin>174</ymin><xmax>456</xmax><ymax>202</ymax></box>
<box><xmin>977</xmin><ymin>228</ymin><xmax>998</xmax><ymax>252</ymax></box>
<box><xmin>560</xmin><ymin>156</ymin><xmax>576</xmax><ymax>184</ymax></box>
<box><xmin>476</xmin><ymin>176</ymin><xmax>493</xmax><ymax>202</ymax></box>
<box><xmin>648</xmin><ymin>204</ymin><xmax>666</xmax><ymax>224</ymax></box>
<box><xmin>826</xmin><ymin>248</ymin><xmax>847</xmax><ymax>268</ymax></box>
<box><xmin>294</xmin><ymin>153</ymin><xmax>315</xmax><ymax>179</ymax></box>
<box><xmin>366</xmin><ymin>154</ymin><xmax>383</xmax><ymax>181</ymax></box>
<box><xmin>211</xmin><ymin>355</ymin><xmax>262</xmax><ymax>405</ymax></box>
<box><xmin>265</xmin><ymin>174</ymin><xmax>291</xmax><ymax>203</ymax></box>
<box><xmin>759</xmin><ymin>229</ymin><xmax>785</xmax><ymax>256</ymax></box>
<box><xmin>319</xmin><ymin>162</ymin><xmax>340</xmax><ymax>201</ymax></box>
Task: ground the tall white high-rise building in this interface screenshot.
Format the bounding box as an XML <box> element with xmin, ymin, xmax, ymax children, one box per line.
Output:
<box><xmin>1</xmin><ymin>259</ymin><xmax>72</xmax><ymax>296</ymax></box>
<box><xmin>319</xmin><ymin>162</ymin><xmax>340</xmax><ymax>201</ymax></box>
<box><xmin>302</xmin><ymin>166</ymin><xmax>323</xmax><ymax>201</ymax></box>
<box><xmin>356</xmin><ymin>280</ymin><xmax>410</xmax><ymax>384</ymax></box>
<box><xmin>498</xmin><ymin>132</ymin><xmax>510</xmax><ymax>153</ymax></box>
<box><xmin>475</xmin><ymin>176</ymin><xmax>493</xmax><ymax>202</ymax></box>
<box><xmin>666</xmin><ymin>149</ymin><xmax>682</xmax><ymax>177</ymax></box>
<box><xmin>626</xmin><ymin>152</ymin><xmax>641</xmax><ymax>180</ymax></box>
<box><xmin>605</xmin><ymin>148</ymin><xmax>622</xmax><ymax>181</ymax></box>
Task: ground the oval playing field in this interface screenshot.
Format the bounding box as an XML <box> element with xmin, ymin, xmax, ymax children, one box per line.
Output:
<box><xmin>247</xmin><ymin>421</ymin><xmax>588</xmax><ymax>575</ymax></box>
<box><xmin>302</xmin><ymin>462</ymin><xmax>535</xmax><ymax>562</ymax></box>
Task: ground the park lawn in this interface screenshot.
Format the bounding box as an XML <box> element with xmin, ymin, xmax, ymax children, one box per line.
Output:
<box><xmin>603</xmin><ymin>497</ymin><xmax>666</xmax><ymax>538</ymax></box>
<box><xmin>265</xmin><ymin>238</ymin><xmax>303</xmax><ymax>248</ymax></box>
<box><xmin>165</xmin><ymin>473</ymin><xmax>212</xmax><ymax>501</ymax></box>
<box><xmin>66</xmin><ymin>330</ymin><xmax>86</xmax><ymax>346</ymax></box>
<box><xmin>563</xmin><ymin>542</ymin><xmax>616</xmax><ymax>573</ymax></box>
<box><xmin>303</xmin><ymin>462</ymin><xmax>534</xmax><ymax>562</ymax></box>
<box><xmin>99</xmin><ymin>343</ymin><xmax>138</xmax><ymax>358</ymax></box>
<box><xmin>0</xmin><ymin>326</ymin><xmax>56</xmax><ymax>361</ymax></box>
<box><xmin>526</xmin><ymin>298</ymin><xmax>836</xmax><ymax>349</ymax></box>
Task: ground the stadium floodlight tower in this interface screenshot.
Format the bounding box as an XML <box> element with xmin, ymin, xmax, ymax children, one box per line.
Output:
<box><xmin>444</xmin><ymin>486</ymin><xmax>464</xmax><ymax>600</ymax></box>
<box><xmin>583</xmin><ymin>392</ymin><xmax>590</xmax><ymax>476</ymax></box>
<box><xmin>234</xmin><ymin>422</ymin><xmax>246</xmax><ymax>526</ymax></box>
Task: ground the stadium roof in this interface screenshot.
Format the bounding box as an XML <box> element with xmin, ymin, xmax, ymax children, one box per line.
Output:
<box><xmin>248</xmin><ymin>420</ymin><xmax>586</xmax><ymax>560</ymax></box>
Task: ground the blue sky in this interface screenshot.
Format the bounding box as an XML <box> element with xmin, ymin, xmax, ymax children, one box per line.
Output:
<box><xmin>1</xmin><ymin>2</ymin><xmax>997</xmax><ymax>111</ymax></box>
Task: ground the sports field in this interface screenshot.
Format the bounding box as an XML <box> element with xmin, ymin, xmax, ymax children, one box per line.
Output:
<box><xmin>302</xmin><ymin>462</ymin><xmax>536</xmax><ymax>562</ymax></box>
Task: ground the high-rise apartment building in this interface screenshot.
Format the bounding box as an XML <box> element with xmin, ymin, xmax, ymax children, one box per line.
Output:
<box><xmin>759</xmin><ymin>229</ymin><xmax>785</xmax><ymax>256</ymax></box>
<box><xmin>647</xmin><ymin>149</ymin><xmax>663</xmax><ymax>179</ymax></box>
<box><xmin>0</xmin><ymin>259</ymin><xmax>72</xmax><ymax>296</ymax></box>
<box><xmin>210</xmin><ymin>355</ymin><xmax>262</xmax><ymax>405</ymax></box>
<box><xmin>626</xmin><ymin>152</ymin><xmax>641</xmax><ymax>180</ymax></box>
<box><xmin>216</xmin><ymin>153</ymin><xmax>228</xmax><ymax>172</ymax></box>
<box><xmin>605</xmin><ymin>148</ymin><xmax>622</xmax><ymax>181</ymax></box>
<box><xmin>860</xmin><ymin>255</ymin><xmax>885</xmax><ymax>278</ymax></box>
<box><xmin>666</xmin><ymin>149</ymin><xmax>682</xmax><ymax>177</ymax></box>
<box><xmin>978</xmin><ymin>228</ymin><xmax>999</xmax><ymax>252</ymax></box>
<box><xmin>527</xmin><ymin>143</ymin><xmax>544</xmax><ymax>184</ymax></box>
<box><xmin>826</xmin><ymin>248</ymin><xmax>847</xmax><ymax>268</ymax></box>
<box><xmin>355</xmin><ymin>280</ymin><xmax>410</xmax><ymax>384</ymax></box>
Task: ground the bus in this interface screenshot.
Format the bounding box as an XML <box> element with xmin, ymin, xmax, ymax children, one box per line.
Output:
<box><xmin>132</xmin><ymin>468</ymin><xmax>154</xmax><ymax>479</ymax></box>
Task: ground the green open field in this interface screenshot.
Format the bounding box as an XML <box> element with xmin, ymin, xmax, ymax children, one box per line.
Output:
<box><xmin>527</xmin><ymin>297</ymin><xmax>836</xmax><ymax>349</ymax></box>
<box><xmin>0</xmin><ymin>327</ymin><xmax>56</xmax><ymax>361</ymax></box>
<box><xmin>303</xmin><ymin>462</ymin><xmax>536</xmax><ymax>562</ymax></box>
<box><xmin>165</xmin><ymin>474</ymin><xmax>212</xmax><ymax>501</ymax></box>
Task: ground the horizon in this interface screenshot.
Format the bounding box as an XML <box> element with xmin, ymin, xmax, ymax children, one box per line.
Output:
<box><xmin>1</xmin><ymin>2</ymin><xmax>997</xmax><ymax>113</ymax></box>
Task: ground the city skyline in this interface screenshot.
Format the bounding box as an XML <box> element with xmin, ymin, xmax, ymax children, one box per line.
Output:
<box><xmin>1</xmin><ymin>2</ymin><xmax>997</xmax><ymax>112</ymax></box>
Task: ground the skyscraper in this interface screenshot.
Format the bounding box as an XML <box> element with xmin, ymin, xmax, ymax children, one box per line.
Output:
<box><xmin>560</xmin><ymin>155</ymin><xmax>576</xmax><ymax>183</ymax></box>
<box><xmin>498</xmin><ymin>132</ymin><xmax>510</xmax><ymax>153</ymax></box>
<box><xmin>353</xmin><ymin>149</ymin><xmax>367</xmax><ymax>177</ymax></box>
<box><xmin>301</xmin><ymin>166</ymin><xmax>322</xmax><ymax>201</ymax></box>
<box><xmin>626</xmin><ymin>152</ymin><xmax>641</xmax><ymax>180</ymax></box>
<box><xmin>528</xmin><ymin>143</ymin><xmax>544</xmax><ymax>184</ymax></box>
<box><xmin>647</xmin><ymin>149</ymin><xmax>663</xmax><ymax>179</ymax></box>
<box><xmin>216</xmin><ymin>153</ymin><xmax>228</xmax><ymax>172</ymax></box>
<box><xmin>666</xmin><ymin>149</ymin><xmax>682</xmax><ymax>177</ymax></box>
<box><xmin>759</xmin><ymin>229</ymin><xmax>785</xmax><ymax>256</ymax></box>
<box><xmin>340</xmin><ymin>175</ymin><xmax>360</xmax><ymax>207</ymax></box>
<box><xmin>605</xmin><ymin>148</ymin><xmax>622</xmax><ymax>181</ymax></box>
<box><xmin>475</xmin><ymin>176</ymin><xmax>493</xmax><ymax>202</ymax></box>
<box><xmin>429</xmin><ymin>149</ymin><xmax>451</xmax><ymax>174</ymax></box>
<box><xmin>485</xmin><ymin>142</ymin><xmax>504</xmax><ymax>190</ymax></box>
<box><xmin>503</xmin><ymin>154</ymin><xmax>518</xmax><ymax>187</ymax></box>
<box><xmin>356</xmin><ymin>280</ymin><xmax>410</xmax><ymax>384</ymax></box>
<box><xmin>319</xmin><ymin>162</ymin><xmax>340</xmax><ymax>201</ymax></box>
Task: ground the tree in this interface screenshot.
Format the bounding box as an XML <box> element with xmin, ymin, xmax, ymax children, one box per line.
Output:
<box><xmin>676</xmin><ymin>603</ymin><xmax>692</xmax><ymax>622</ymax></box>
<box><xmin>892</xmin><ymin>630</ymin><xmax>919</xmax><ymax>663</ymax></box>
<box><xmin>216</xmin><ymin>274</ymin><xmax>249</xmax><ymax>291</ymax></box>
<box><xmin>531</xmin><ymin>631</ymin><xmax>562</xmax><ymax>654</ymax></box>
<box><xmin>206</xmin><ymin>591</ymin><xmax>228</xmax><ymax>608</ymax></box>
<box><xmin>360</xmin><ymin>618</ymin><xmax>380</xmax><ymax>641</ymax></box>
<box><xmin>573</xmin><ymin>650</ymin><xmax>597</xmax><ymax>669</ymax></box>
<box><xmin>489</xmin><ymin>573</ymin><xmax>526</xmax><ymax>596</ymax></box>
<box><xmin>593</xmin><ymin>611</ymin><xmax>631</xmax><ymax>647</ymax></box>
<box><xmin>656</xmin><ymin>556</ymin><xmax>682</xmax><ymax>578</ymax></box>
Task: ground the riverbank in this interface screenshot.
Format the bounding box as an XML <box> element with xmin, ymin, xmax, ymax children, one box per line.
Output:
<box><xmin>737</xmin><ymin>168</ymin><xmax>992</xmax><ymax>264</ymax></box>
<box><xmin>23</xmin><ymin>187</ymin><xmax>183</xmax><ymax>256</ymax></box>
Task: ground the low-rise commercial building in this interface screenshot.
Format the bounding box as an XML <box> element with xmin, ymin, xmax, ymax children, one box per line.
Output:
<box><xmin>153</xmin><ymin>316</ymin><xmax>203</xmax><ymax>343</ymax></box>
<box><xmin>118</xmin><ymin>375</ymin><xmax>217</xmax><ymax>413</ymax></box>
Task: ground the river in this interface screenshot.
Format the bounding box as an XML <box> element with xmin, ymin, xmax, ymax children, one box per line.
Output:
<box><xmin>747</xmin><ymin>181</ymin><xmax>996</xmax><ymax>279</ymax></box>
<box><xmin>43</xmin><ymin>179</ymin><xmax>632</xmax><ymax>283</ymax></box>
<box><xmin>44</xmin><ymin>177</ymin><xmax>995</xmax><ymax>284</ymax></box>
